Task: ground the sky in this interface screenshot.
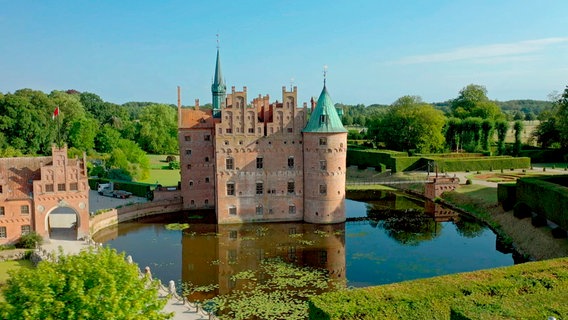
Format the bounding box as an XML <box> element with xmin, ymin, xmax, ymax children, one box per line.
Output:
<box><xmin>1</xmin><ymin>0</ymin><xmax>568</xmax><ymax>106</ymax></box>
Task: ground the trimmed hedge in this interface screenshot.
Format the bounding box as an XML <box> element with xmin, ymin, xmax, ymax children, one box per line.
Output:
<box><xmin>497</xmin><ymin>183</ymin><xmax>516</xmax><ymax>211</ymax></box>
<box><xmin>308</xmin><ymin>258</ymin><xmax>568</xmax><ymax>319</ymax></box>
<box><xmin>347</xmin><ymin>148</ymin><xmax>408</xmax><ymax>171</ymax></box>
<box><xmin>431</xmin><ymin>157</ymin><xmax>530</xmax><ymax>172</ymax></box>
<box><xmin>516</xmin><ymin>175</ymin><xmax>568</xmax><ymax>230</ymax></box>
<box><xmin>391</xmin><ymin>156</ymin><xmax>425</xmax><ymax>172</ymax></box>
<box><xmin>88</xmin><ymin>178</ymin><xmax>154</xmax><ymax>198</ymax></box>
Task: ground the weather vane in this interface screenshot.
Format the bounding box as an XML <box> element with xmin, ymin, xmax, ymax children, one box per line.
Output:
<box><xmin>323</xmin><ymin>65</ymin><xmax>328</xmax><ymax>86</ymax></box>
<box><xmin>216</xmin><ymin>33</ymin><xmax>220</xmax><ymax>49</ymax></box>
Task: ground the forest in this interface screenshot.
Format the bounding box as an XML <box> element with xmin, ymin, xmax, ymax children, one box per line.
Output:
<box><xmin>0</xmin><ymin>84</ymin><xmax>566</xmax><ymax>181</ymax></box>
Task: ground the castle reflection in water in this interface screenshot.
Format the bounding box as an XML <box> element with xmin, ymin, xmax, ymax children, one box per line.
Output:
<box><xmin>181</xmin><ymin>222</ymin><xmax>346</xmax><ymax>301</ymax></box>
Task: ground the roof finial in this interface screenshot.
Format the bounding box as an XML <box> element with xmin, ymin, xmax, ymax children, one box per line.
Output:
<box><xmin>290</xmin><ymin>77</ymin><xmax>295</xmax><ymax>91</ymax></box>
<box><xmin>323</xmin><ymin>65</ymin><xmax>328</xmax><ymax>86</ymax></box>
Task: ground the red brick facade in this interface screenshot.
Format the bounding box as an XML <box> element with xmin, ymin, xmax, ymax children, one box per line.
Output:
<box><xmin>0</xmin><ymin>145</ymin><xmax>89</xmax><ymax>244</ymax></box>
<box><xmin>178</xmin><ymin>86</ymin><xmax>347</xmax><ymax>224</ymax></box>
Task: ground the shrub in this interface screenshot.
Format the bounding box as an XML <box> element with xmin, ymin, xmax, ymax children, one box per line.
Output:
<box><xmin>168</xmin><ymin>161</ymin><xmax>180</xmax><ymax>170</ymax></box>
<box><xmin>465</xmin><ymin>179</ymin><xmax>472</xmax><ymax>185</ymax></box>
<box><xmin>165</xmin><ymin>155</ymin><xmax>176</xmax><ymax>162</ymax></box>
<box><xmin>513</xmin><ymin>202</ymin><xmax>532</xmax><ymax>219</ymax></box>
<box><xmin>531</xmin><ymin>214</ymin><xmax>548</xmax><ymax>227</ymax></box>
<box><xmin>551</xmin><ymin>227</ymin><xmax>567</xmax><ymax>239</ymax></box>
<box><xmin>16</xmin><ymin>232</ymin><xmax>42</xmax><ymax>249</ymax></box>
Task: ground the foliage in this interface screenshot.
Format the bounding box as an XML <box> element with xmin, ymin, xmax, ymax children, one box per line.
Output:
<box><xmin>168</xmin><ymin>161</ymin><xmax>180</xmax><ymax>170</ymax></box>
<box><xmin>495</xmin><ymin>120</ymin><xmax>509</xmax><ymax>155</ymax></box>
<box><xmin>370</xmin><ymin>96</ymin><xmax>445</xmax><ymax>153</ymax></box>
<box><xmin>106</xmin><ymin>139</ymin><xmax>150</xmax><ymax>181</ymax></box>
<box><xmin>15</xmin><ymin>232</ymin><xmax>42</xmax><ymax>249</ymax></box>
<box><xmin>513</xmin><ymin>120</ymin><xmax>523</xmax><ymax>156</ymax></box>
<box><xmin>0</xmin><ymin>247</ymin><xmax>171</xmax><ymax>320</ymax></box>
<box><xmin>203</xmin><ymin>258</ymin><xmax>339</xmax><ymax>320</ymax></box>
<box><xmin>367</xmin><ymin>208</ymin><xmax>441</xmax><ymax>245</ymax></box>
<box><xmin>516</xmin><ymin>176</ymin><xmax>568</xmax><ymax>230</ymax></box>
<box><xmin>555</xmin><ymin>85</ymin><xmax>568</xmax><ymax>149</ymax></box>
<box><xmin>432</xmin><ymin>156</ymin><xmax>530</xmax><ymax>172</ymax></box>
<box><xmin>309</xmin><ymin>258</ymin><xmax>568</xmax><ymax>319</ymax></box>
<box><xmin>450</xmin><ymin>84</ymin><xmax>503</xmax><ymax>120</ymax></box>
<box><xmin>138</xmin><ymin>104</ymin><xmax>179</xmax><ymax>154</ymax></box>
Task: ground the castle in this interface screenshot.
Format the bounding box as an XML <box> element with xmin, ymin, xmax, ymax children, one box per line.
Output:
<box><xmin>177</xmin><ymin>49</ymin><xmax>348</xmax><ymax>224</ymax></box>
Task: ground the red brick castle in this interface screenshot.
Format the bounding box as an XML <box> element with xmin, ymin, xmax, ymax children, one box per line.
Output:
<box><xmin>178</xmin><ymin>50</ymin><xmax>347</xmax><ymax>224</ymax></box>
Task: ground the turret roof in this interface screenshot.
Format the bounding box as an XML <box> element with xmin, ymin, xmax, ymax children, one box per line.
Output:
<box><xmin>212</xmin><ymin>49</ymin><xmax>225</xmax><ymax>91</ymax></box>
<box><xmin>303</xmin><ymin>85</ymin><xmax>347</xmax><ymax>133</ymax></box>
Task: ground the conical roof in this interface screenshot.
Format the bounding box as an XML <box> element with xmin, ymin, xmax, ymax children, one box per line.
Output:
<box><xmin>303</xmin><ymin>86</ymin><xmax>347</xmax><ymax>133</ymax></box>
<box><xmin>212</xmin><ymin>49</ymin><xmax>226</xmax><ymax>93</ymax></box>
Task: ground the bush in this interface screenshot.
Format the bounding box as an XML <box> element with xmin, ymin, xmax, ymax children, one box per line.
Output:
<box><xmin>513</xmin><ymin>202</ymin><xmax>532</xmax><ymax>219</ymax></box>
<box><xmin>531</xmin><ymin>214</ymin><xmax>548</xmax><ymax>227</ymax></box>
<box><xmin>165</xmin><ymin>155</ymin><xmax>176</xmax><ymax>162</ymax></box>
<box><xmin>16</xmin><ymin>232</ymin><xmax>42</xmax><ymax>249</ymax></box>
<box><xmin>168</xmin><ymin>161</ymin><xmax>180</xmax><ymax>170</ymax></box>
<box><xmin>551</xmin><ymin>227</ymin><xmax>567</xmax><ymax>239</ymax></box>
<box><xmin>465</xmin><ymin>179</ymin><xmax>472</xmax><ymax>185</ymax></box>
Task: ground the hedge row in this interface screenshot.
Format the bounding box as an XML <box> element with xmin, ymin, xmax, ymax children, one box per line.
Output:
<box><xmin>430</xmin><ymin>157</ymin><xmax>530</xmax><ymax>172</ymax></box>
<box><xmin>497</xmin><ymin>183</ymin><xmax>517</xmax><ymax>211</ymax></box>
<box><xmin>308</xmin><ymin>258</ymin><xmax>568</xmax><ymax>319</ymax></box>
<box><xmin>516</xmin><ymin>175</ymin><xmax>568</xmax><ymax>230</ymax></box>
<box><xmin>415</xmin><ymin>152</ymin><xmax>488</xmax><ymax>158</ymax></box>
<box><xmin>88</xmin><ymin>178</ymin><xmax>154</xmax><ymax>198</ymax></box>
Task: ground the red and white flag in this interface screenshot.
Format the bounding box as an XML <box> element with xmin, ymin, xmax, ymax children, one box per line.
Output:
<box><xmin>52</xmin><ymin>107</ymin><xmax>59</xmax><ymax>120</ymax></box>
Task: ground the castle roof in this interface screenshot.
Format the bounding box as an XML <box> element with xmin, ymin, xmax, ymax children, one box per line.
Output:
<box><xmin>303</xmin><ymin>85</ymin><xmax>347</xmax><ymax>133</ymax></box>
<box><xmin>211</xmin><ymin>49</ymin><xmax>226</xmax><ymax>93</ymax></box>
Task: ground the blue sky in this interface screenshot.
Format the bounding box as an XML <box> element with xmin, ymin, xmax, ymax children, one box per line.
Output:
<box><xmin>1</xmin><ymin>1</ymin><xmax>567</xmax><ymax>106</ymax></box>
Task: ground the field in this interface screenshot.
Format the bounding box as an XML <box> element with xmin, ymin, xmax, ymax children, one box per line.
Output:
<box><xmin>138</xmin><ymin>154</ymin><xmax>181</xmax><ymax>186</ymax></box>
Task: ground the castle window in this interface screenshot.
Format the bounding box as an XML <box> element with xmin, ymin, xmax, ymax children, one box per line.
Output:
<box><xmin>0</xmin><ymin>185</ymin><xmax>2</xmax><ymax>193</ymax></box>
<box><xmin>189</xmin><ymin>180</ymin><xmax>194</xmax><ymax>187</ymax></box>
<box><xmin>21</xmin><ymin>225</ymin><xmax>31</xmax><ymax>236</ymax></box>
<box><xmin>0</xmin><ymin>207</ymin><xmax>4</xmax><ymax>216</ymax></box>
<box><xmin>226</xmin><ymin>128</ymin><xmax>232</xmax><ymax>134</ymax></box>
<box><xmin>227</xmin><ymin>183</ymin><xmax>235</xmax><ymax>196</ymax></box>
<box><xmin>185</xmin><ymin>149</ymin><xmax>192</xmax><ymax>155</ymax></box>
<box><xmin>289</xmin><ymin>227</ymin><xmax>296</xmax><ymax>235</ymax></box>
<box><xmin>204</xmin><ymin>134</ymin><xmax>211</xmax><ymax>141</ymax></box>
<box><xmin>45</xmin><ymin>184</ymin><xmax>54</xmax><ymax>192</ymax></box>
<box><xmin>256</xmin><ymin>157</ymin><xmax>263</xmax><ymax>169</ymax></box>
<box><xmin>256</xmin><ymin>182</ymin><xmax>263</xmax><ymax>195</ymax></box>
<box><xmin>21</xmin><ymin>205</ymin><xmax>29</xmax><ymax>215</ymax></box>
<box><xmin>256</xmin><ymin>205</ymin><xmax>263</xmax><ymax>215</ymax></box>
<box><xmin>205</xmin><ymin>177</ymin><xmax>210</xmax><ymax>183</ymax></box>
<box><xmin>288</xmin><ymin>157</ymin><xmax>294</xmax><ymax>169</ymax></box>
<box><xmin>289</xmin><ymin>205</ymin><xmax>296</xmax><ymax>214</ymax></box>
<box><xmin>205</xmin><ymin>157</ymin><xmax>209</xmax><ymax>162</ymax></box>
<box><xmin>226</xmin><ymin>158</ymin><xmax>234</xmax><ymax>170</ymax></box>
<box><xmin>319</xmin><ymin>184</ymin><xmax>327</xmax><ymax>195</ymax></box>
<box><xmin>287</xmin><ymin>128</ymin><xmax>293</xmax><ymax>133</ymax></box>
<box><xmin>229</xmin><ymin>205</ymin><xmax>237</xmax><ymax>215</ymax></box>
<box><xmin>184</xmin><ymin>135</ymin><xmax>191</xmax><ymax>141</ymax></box>
<box><xmin>190</xmin><ymin>200</ymin><xmax>195</xmax><ymax>205</ymax></box>
<box><xmin>248</xmin><ymin>128</ymin><xmax>254</xmax><ymax>133</ymax></box>
<box><xmin>187</xmin><ymin>164</ymin><xmax>191</xmax><ymax>169</ymax></box>
<box><xmin>320</xmin><ymin>160</ymin><xmax>327</xmax><ymax>171</ymax></box>
<box><xmin>58</xmin><ymin>183</ymin><xmax>66</xmax><ymax>191</ymax></box>
<box><xmin>229</xmin><ymin>230</ymin><xmax>238</xmax><ymax>240</ymax></box>
<box><xmin>319</xmin><ymin>138</ymin><xmax>327</xmax><ymax>146</ymax></box>
<box><xmin>0</xmin><ymin>227</ymin><xmax>6</xmax><ymax>238</ymax></box>
<box><xmin>320</xmin><ymin>115</ymin><xmax>327</xmax><ymax>124</ymax></box>
<box><xmin>228</xmin><ymin>249</ymin><xmax>237</xmax><ymax>263</ymax></box>
<box><xmin>204</xmin><ymin>199</ymin><xmax>209</xmax><ymax>205</ymax></box>
<box><xmin>287</xmin><ymin>181</ymin><xmax>295</xmax><ymax>194</ymax></box>
<box><xmin>319</xmin><ymin>250</ymin><xmax>328</xmax><ymax>264</ymax></box>
<box><xmin>224</xmin><ymin>140</ymin><xmax>229</xmax><ymax>145</ymax></box>
<box><xmin>70</xmin><ymin>182</ymin><xmax>78</xmax><ymax>191</ymax></box>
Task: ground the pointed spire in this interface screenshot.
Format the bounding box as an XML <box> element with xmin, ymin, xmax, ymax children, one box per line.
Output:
<box><xmin>303</xmin><ymin>83</ymin><xmax>347</xmax><ymax>133</ymax></box>
<box><xmin>213</xmin><ymin>48</ymin><xmax>224</xmax><ymax>90</ymax></box>
<box><xmin>211</xmin><ymin>36</ymin><xmax>226</xmax><ymax>119</ymax></box>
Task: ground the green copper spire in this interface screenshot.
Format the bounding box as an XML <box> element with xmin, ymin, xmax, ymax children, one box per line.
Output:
<box><xmin>303</xmin><ymin>85</ymin><xmax>348</xmax><ymax>133</ymax></box>
<box><xmin>211</xmin><ymin>48</ymin><xmax>226</xmax><ymax>118</ymax></box>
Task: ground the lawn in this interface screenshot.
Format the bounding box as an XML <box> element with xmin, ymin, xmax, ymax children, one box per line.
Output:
<box><xmin>139</xmin><ymin>154</ymin><xmax>181</xmax><ymax>186</ymax></box>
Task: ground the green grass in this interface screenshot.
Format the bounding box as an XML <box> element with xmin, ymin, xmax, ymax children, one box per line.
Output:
<box><xmin>309</xmin><ymin>258</ymin><xmax>568</xmax><ymax>319</ymax></box>
<box><xmin>139</xmin><ymin>154</ymin><xmax>181</xmax><ymax>186</ymax></box>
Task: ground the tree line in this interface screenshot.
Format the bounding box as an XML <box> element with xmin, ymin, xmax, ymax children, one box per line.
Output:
<box><xmin>344</xmin><ymin>84</ymin><xmax>568</xmax><ymax>155</ymax></box>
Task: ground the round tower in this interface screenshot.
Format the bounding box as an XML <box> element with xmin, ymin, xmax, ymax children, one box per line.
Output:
<box><xmin>302</xmin><ymin>85</ymin><xmax>347</xmax><ymax>224</ymax></box>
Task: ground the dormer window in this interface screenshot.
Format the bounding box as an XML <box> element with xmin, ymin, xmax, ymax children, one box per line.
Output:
<box><xmin>319</xmin><ymin>115</ymin><xmax>327</xmax><ymax>124</ymax></box>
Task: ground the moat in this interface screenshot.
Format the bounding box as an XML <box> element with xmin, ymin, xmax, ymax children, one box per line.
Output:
<box><xmin>93</xmin><ymin>191</ymin><xmax>514</xmax><ymax>295</ymax></box>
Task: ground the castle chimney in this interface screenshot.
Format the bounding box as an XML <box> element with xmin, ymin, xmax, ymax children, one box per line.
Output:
<box><xmin>195</xmin><ymin>99</ymin><xmax>200</xmax><ymax>110</ymax></box>
<box><xmin>310</xmin><ymin>97</ymin><xmax>316</xmax><ymax>112</ymax></box>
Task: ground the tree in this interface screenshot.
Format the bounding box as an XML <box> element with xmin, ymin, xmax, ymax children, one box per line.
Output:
<box><xmin>374</xmin><ymin>96</ymin><xmax>445</xmax><ymax>153</ymax></box>
<box><xmin>94</xmin><ymin>125</ymin><xmax>121</xmax><ymax>153</ymax></box>
<box><xmin>495</xmin><ymin>120</ymin><xmax>509</xmax><ymax>155</ymax></box>
<box><xmin>450</xmin><ymin>84</ymin><xmax>502</xmax><ymax>120</ymax></box>
<box><xmin>68</xmin><ymin>117</ymin><xmax>99</xmax><ymax>152</ymax></box>
<box><xmin>1</xmin><ymin>247</ymin><xmax>171</xmax><ymax>320</ymax></box>
<box><xmin>513</xmin><ymin>120</ymin><xmax>523</xmax><ymax>156</ymax></box>
<box><xmin>556</xmin><ymin>86</ymin><xmax>568</xmax><ymax>149</ymax></box>
<box><xmin>106</xmin><ymin>139</ymin><xmax>150</xmax><ymax>181</ymax></box>
<box><xmin>137</xmin><ymin>104</ymin><xmax>178</xmax><ymax>154</ymax></box>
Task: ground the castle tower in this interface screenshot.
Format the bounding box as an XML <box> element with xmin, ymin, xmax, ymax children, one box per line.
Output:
<box><xmin>302</xmin><ymin>85</ymin><xmax>348</xmax><ymax>224</ymax></box>
<box><xmin>211</xmin><ymin>48</ymin><xmax>226</xmax><ymax>119</ymax></box>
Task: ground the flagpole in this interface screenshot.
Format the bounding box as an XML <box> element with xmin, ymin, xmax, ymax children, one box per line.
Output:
<box><xmin>57</xmin><ymin>108</ymin><xmax>61</xmax><ymax>148</ymax></box>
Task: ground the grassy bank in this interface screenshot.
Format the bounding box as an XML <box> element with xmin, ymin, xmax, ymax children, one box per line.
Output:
<box><xmin>309</xmin><ymin>258</ymin><xmax>568</xmax><ymax>319</ymax></box>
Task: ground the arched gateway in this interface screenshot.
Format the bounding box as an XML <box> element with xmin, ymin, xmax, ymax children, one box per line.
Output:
<box><xmin>0</xmin><ymin>144</ymin><xmax>90</xmax><ymax>244</ymax></box>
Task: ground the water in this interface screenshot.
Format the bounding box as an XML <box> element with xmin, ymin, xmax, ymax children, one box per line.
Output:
<box><xmin>94</xmin><ymin>192</ymin><xmax>513</xmax><ymax>294</ymax></box>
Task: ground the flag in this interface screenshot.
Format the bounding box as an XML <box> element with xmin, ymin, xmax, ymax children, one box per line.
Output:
<box><xmin>52</xmin><ymin>107</ymin><xmax>59</xmax><ymax>120</ymax></box>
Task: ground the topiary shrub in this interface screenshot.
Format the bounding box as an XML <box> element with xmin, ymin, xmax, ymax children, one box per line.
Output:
<box><xmin>513</xmin><ymin>202</ymin><xmax>532</xmax><ymax>219</ymax></box>
<box><xmin>551</xmin><ymin>227</ymin><xmax>567</xmax><ymax>239</ymax></box>
<box><xmin>165</xmin><ymin>155</ymin><xmax>176</xmax><ymax>162</ymax></box>
<box><xmin>531</xmin><ymin>214</ymin><xmax>548</xmax><ymax>228</ymax></box>
<box><xmin>16</xmin><ymin>232</ymin><xmax>43</xmax><ymax>249</ymax></box>
<box><xmin>465</xmin><ymin>179</ymin><xmax>472</xmax><ymax>185</ymax></box>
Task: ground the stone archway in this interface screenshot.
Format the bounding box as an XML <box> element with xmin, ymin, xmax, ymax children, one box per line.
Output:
<box><xmin>45</xmin><ymin>207</ymin><xmax>79</xmax><ymax>240</ymax></box>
